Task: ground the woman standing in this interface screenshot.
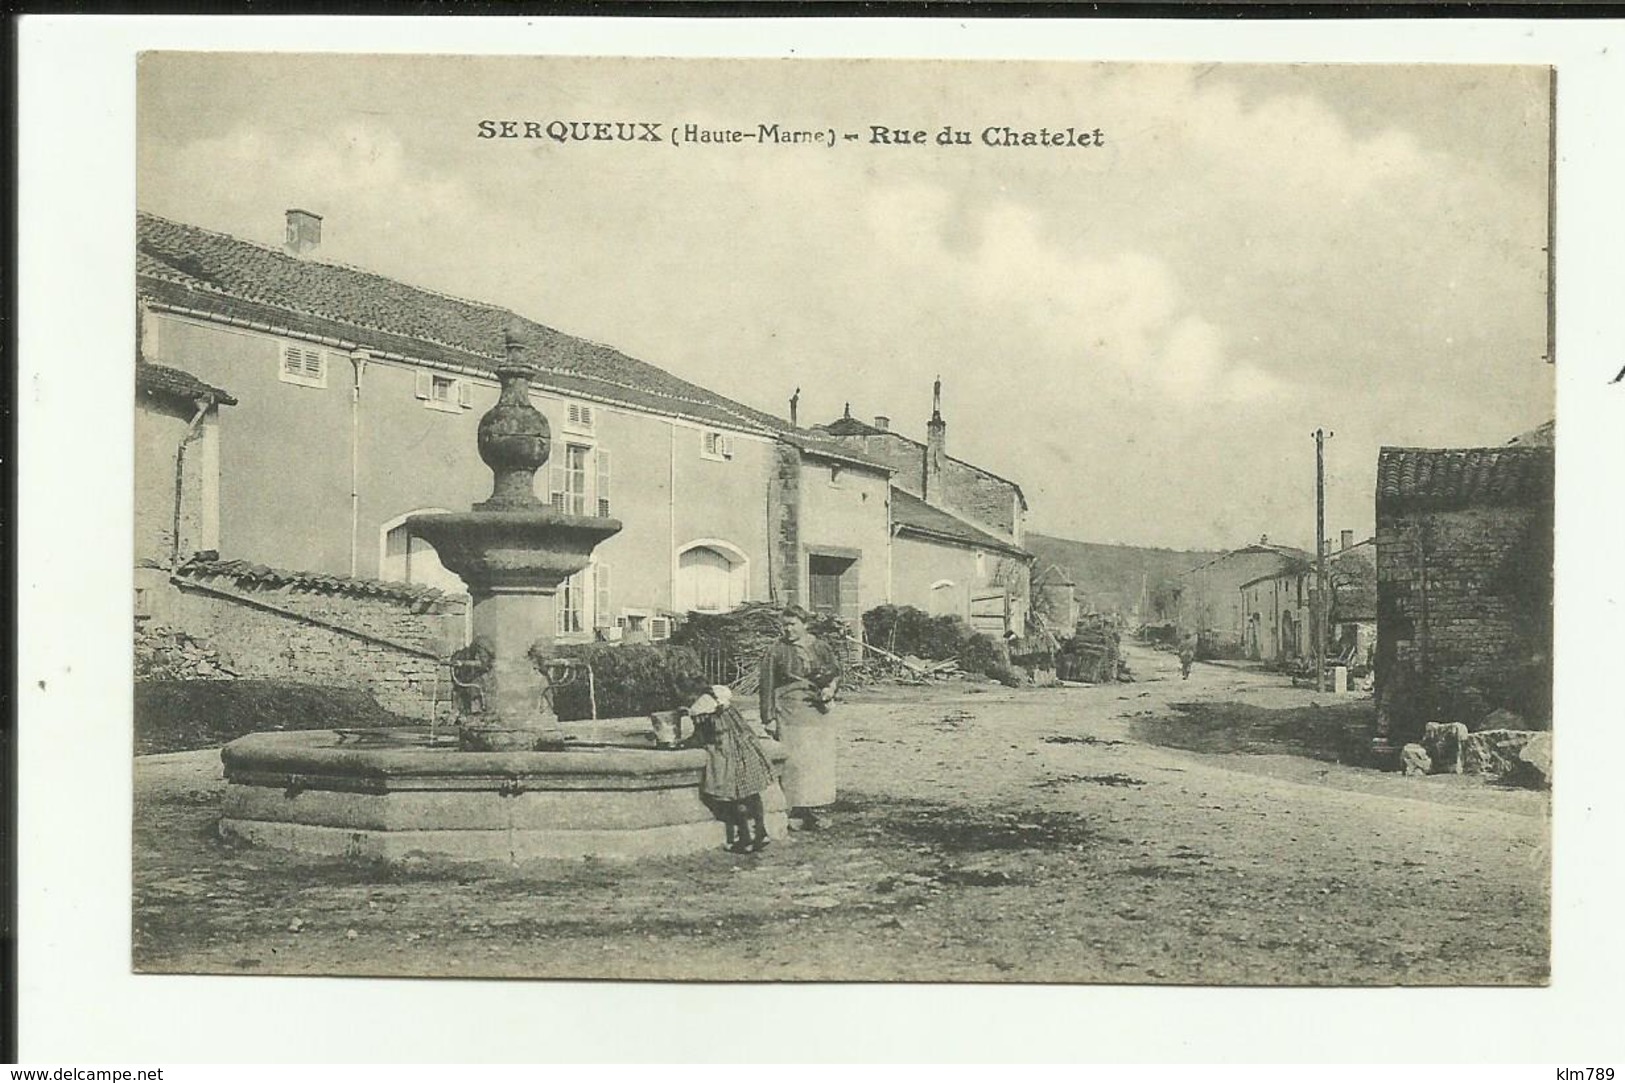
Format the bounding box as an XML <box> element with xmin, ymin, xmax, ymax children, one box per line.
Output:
<box><xmin>758</xmin><ymin>606</ymin><xmax>842</xmax><ymax>831</ymax></box>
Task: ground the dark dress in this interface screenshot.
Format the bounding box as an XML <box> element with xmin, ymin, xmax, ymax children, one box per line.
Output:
<box><xmin>697</xmin><ymin>703</ymin><xmax>776</xmax><ymax>802</ymax></box>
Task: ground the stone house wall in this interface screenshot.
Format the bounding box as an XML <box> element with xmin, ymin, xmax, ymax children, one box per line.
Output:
<box><xmin>1375</xmin><ymin>502</ymin><xmax>1553</xmax><ymax>745</ymax></box>
<box><xmin>818</xmin><ymin>429</ymin><xmax>1021</xmax><ymax>540</ymax></box>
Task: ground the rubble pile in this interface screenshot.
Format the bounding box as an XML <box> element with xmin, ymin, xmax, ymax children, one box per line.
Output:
<box><xmin>134</xmin><ymin>622</ymin><xmax>237</xmax><ymax>682</ymax></box>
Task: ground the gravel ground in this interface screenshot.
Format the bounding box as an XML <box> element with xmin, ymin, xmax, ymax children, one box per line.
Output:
<box><xmin>133</xmin><ymin>644</ymin><xmax>1549</xmax><ymax>984</ymax></box>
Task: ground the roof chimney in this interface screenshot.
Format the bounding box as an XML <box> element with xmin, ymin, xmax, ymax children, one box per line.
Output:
<box><xmin>923</xmin><ymin>376</ymin><xmax>946</xmax><ymax>505</ymax></box>
<box><xmin>285</xmin><ymin>209</ymin><xmax>322</xmax><ymax>257</ymax></box>
<box><xmin>1340</xmin><ymin>530</ymin><xmax>1354</xmax><ymax>552</ymax></box>
<box><xmin>873</xmin><ymin>415</ymin><xmax>890</xmax><ymax>432</ymax></box>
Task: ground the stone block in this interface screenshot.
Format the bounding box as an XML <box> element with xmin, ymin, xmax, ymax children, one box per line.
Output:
<box><xmin>1462</xmin><ymin>728</ymin><xmax>1540</xmax><ymax>779</ymax></box>
<box><xmin>1400</xmin><ymin>743</ymin><xmax>1431</xmax><ymax>777</ymax></box>
<box><xmin>1422</xmin><ymin>721</ymin><xmax>1469</xmax><ymax>774</ymax></box>
<box><xmin>1517</xmin><ymin>732</ymin><xmax>1552</xmax><ymax>788</ymax></box>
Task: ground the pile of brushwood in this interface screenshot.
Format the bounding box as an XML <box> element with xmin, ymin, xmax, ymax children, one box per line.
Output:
<box><xmin>550</xmin><ymin>642</ymin><xmax>706</xmax><ymax>722</ymax></box>
<box><xmin>668</xmin><ymin>602</ymin><xmax>852</xmax><ymax>690</ymax></box>
<box><xmin>1057</xmin><ymin>615</ymin><xmax>1131</xmax><ymax>683</ymax></box>
<box><xmin>861</xmin><ymin>605</ymin><xmax>1024</xmax><ymax>687</ymax></box>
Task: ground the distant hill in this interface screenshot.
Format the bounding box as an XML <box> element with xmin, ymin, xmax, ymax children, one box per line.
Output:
<box><xmin>1027</xmin><ymin>533</ymin><xmax>1223</xmax><ymax>619</ymax></box>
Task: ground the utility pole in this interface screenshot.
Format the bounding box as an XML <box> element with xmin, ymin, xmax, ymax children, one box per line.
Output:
<box><xmin>1313</xmin><ymin>428</ymin><xmax>1333</xmax><ymax>692</ymax></box>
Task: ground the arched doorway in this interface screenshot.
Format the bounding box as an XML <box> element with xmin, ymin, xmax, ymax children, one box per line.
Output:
<box><xmin>676</xmin><ymin>540</ymin><xmax>749</xmax><ymax>613</ymax></box>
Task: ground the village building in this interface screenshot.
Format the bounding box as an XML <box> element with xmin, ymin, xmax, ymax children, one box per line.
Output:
<box><xmin>134</xmin><ymin>359</ymin><xmax>237</xmax><ymax>612</ymax></box>
<box><xmin>135</xmin><ymin>210</ymin><xmax>894</xmax><ymax>653</ymax></box>
<box><xmin>1236</xmin><ymin>531</ymin><xmax>1377</xmax><ymax>667</ymax></box>
<box><xmin>1373</xmin><ymin>434</ymin><xmax>1555</xmax><ymax>746</ymax></box>
<box><xmin>1173</xmin><ymin>540</ymin><xmax>1314</xmax><ymax>655</ymax></box>
<box><xmin>812</xmin><ymin>386</ymin><xmax>1033</xmax><ymax>634</ymax></box>
<box><xmin>1030</xmin><ymin>562</ymin><xmax>1081</xmax><ymax>637</ymax></box>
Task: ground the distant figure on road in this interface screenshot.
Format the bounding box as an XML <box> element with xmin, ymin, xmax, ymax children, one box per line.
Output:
<box><xmin>759</xmin><ymin>605</ymin><xmax>842</xmax><ymax>832</ymax></box>
<box><xmin>1178</xmin><ymin>637</ymin><xmax>1196</xmax><ymax>680</ymax></box>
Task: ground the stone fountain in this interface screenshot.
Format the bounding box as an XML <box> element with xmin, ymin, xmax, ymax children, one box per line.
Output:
<box><xmin>406</xmin><ymin>338</ymin><xmax>621</xmax><ymax>754</ymax></box>
<box><xmin>218</xmin><ymin>330</ymin><xmax>785</xmax><ymax>863</ymax></box>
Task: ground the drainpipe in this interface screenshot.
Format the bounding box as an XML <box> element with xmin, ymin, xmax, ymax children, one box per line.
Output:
<box><xmin>349</xmin><ymin>351</ymin><xmax>370</xmax><ymax>578</ymax></box>
<box><xmin>172</xmin><ymin>396</ymin><xmax>213</xmax><ymax>568</ymax></box>
<box><xmin>669</xmin><ymin>420</ymin><xmax>677</xmax><ymax>610</ymax></box>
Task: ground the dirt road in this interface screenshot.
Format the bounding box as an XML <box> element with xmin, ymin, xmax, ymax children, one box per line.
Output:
<box><xmin>133</xmin><ymin>644</ymin><xmax>1549</xmax><ymax>984</ymax></box>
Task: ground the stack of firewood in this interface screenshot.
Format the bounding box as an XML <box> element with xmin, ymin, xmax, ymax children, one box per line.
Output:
<box><xmin>1057</xmin><ymin>618</ymin><xmax>1123</xmax><ymax>684</ymax></box>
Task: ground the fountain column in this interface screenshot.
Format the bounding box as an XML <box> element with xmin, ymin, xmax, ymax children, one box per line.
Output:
<box><xmin>407</xmin><ymin>332</ymin><xmax>622</xmax><ymax>752</ymax></box>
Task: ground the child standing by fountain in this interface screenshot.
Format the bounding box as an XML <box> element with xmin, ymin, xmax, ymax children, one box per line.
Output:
<box><xmin>684</xmin><ymin>682</ymin><xmax>776</xmax><ymax>853</ymax></box>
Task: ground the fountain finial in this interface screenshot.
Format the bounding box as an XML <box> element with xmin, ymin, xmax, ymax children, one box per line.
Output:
<box><xmin>476</xmin><ymin>324</ymin><xmax>550</xmax><ymax>509</ymax></box>
<box><xmin>501</xmin><ymin>318</ymin><xmax>536</xmax><ymax>374</ymax></box>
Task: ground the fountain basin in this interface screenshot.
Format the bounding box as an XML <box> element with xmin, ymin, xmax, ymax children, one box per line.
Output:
<box><xmin>404</xmin><ymin>508</ymin><xmax>623</xmax><ymax>592</ymax></box>
<box><xmin>220</xmin><ymin>725</ymin><xmax>788</xmax><ymax>863</ymax></box>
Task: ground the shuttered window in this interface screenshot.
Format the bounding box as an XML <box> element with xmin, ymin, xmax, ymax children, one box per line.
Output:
<box><xmin>596</xmin><ymin>448</ymin><xmax>612</xmax><ymax>517</ymax></box>
<box><xmin>700</xmin><ymin>431</ymin><xmax>734</xmax><ymax>461</ymax></box>
<box><xmin>564</xmin><ymin>401</ymin><xmax>595</xmax><ymax>433</ymax></box>
<box><xmin>557</xmin><ymin>572</ymin><xmax>584</xmax><ymax>636</ymax></box>
<box><xmin>594</xmin><ymin>563</ymin><xmax>612</xmax><ymax>628</ymax></box>
<box><xmin>415</xmin><ymin>370</ymin><xmax>473</xmax><ymax>412</ymax></box>
<box><xmin>280</xmin><ymin>345</ymin><xmax>327</xmax><ymax>388</ymax></box>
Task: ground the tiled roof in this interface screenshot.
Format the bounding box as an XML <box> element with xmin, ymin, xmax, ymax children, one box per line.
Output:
<box><xmin>136</xmin><ymin>213</ymin><xmax>818</xmax><ymax>438</ymax></box>
<box><xmin>813</xmin><ymin>413</ymin><xmax>1029</xmax><ymax>510</ymax></box>
<box><xmin>778</xmin><ymin>431</ymin><xmax>892</xmax><ymax>473</ymax></box>
<box><xmin>136</xmin><ymin>360</ymin><xmax>238</xmax><ymax>406</ymax></box>
<box><xmin>1377</xmin><ymin>446</ymin><xmax>1554</xmax><ymax>509</ymax></box>
<box><xmin>1187</xmin><ymin>542</ymin><xmax>1314</xmax><ymax>579</ymax></box>
<box><xmin>891</xmin><ymin>489</ymin><xmax>1029</xmax><ymax>558</ymax></box>
<box><xmin>821</xmin><ymin>415</ymin><xmax>883</xmax><ymax>437</ymax></box>
<box><xmin>174</xmin><ymin>555</ymin><xmax>455</xmax><ymax>611</ymax></box>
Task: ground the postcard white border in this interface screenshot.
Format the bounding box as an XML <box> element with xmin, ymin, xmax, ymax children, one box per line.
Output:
<box><xmin>15</xmin><ymin>14</ymin><xmax>1625</xmax><ymax>1064</ymax></box>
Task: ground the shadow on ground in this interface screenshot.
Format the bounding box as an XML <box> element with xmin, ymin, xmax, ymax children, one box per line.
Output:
<box><xmin>1130</xmin><ymin>700</ymin><xmax>1378</xmax><ymax>766</ymax></box>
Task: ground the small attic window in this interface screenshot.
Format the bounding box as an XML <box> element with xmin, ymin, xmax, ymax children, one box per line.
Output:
<box><xmin>415</xmin><ymin>371</ymin><xmax>472</xmax><ymax>413</ymax></box>
<box><xmin>701</xmin><ymin>431</ymin><xmax>735</xmax><ymax>461</ymax></box>
<box><xmin>280</xmin><ymin>344</ymin><xmax>327</xmax><ymax>389</ymax></box>
<box><xmin>564</xmin><ymin>402</ymin><xmax>595</xmax><ymax>433</ymax></box>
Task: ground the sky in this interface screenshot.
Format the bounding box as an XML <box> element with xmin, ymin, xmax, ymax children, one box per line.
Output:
<box><xmin>137</xmin><ymin>54</ymin><xmax>1555</xmax><ymax>551</ymax></box>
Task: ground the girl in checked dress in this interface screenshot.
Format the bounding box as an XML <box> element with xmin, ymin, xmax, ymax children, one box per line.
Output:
<box><xmin>685</xmin><ymin>682</ymin><xmax>776</xmax><ymax>853</ymax></box>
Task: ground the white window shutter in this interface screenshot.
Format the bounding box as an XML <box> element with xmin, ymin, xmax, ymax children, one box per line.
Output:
<box><xmin>306</xmin><ymin>350</ymin><xmax>324</xmax><ymax>378</ymax></box>
<box><xmin>721</xmin><ymin>435</ymin><xmax>734</xmax><ymax>460</ymax></box>
<box><xmin>549</xmin><ymin>462</ymin><xmax>566</xmax><ymax>511</ymax></box>
<box><xmin>414</xmin><ymin>371</ymin><xmax>432</xmax><ymax>400</ymax></box>
<box><xmin>282</xmin><ymin>346</ymin><xmax>302</xmax><ymax>376</ymax></box>
<box><xmin>457</xmin><ymin>379</ymin><xmax>472</xmax><ymax>408</ymax></box>
<box><xmin>596</xmin><ymin>448</ymin><xmax>612</xmax><ymax>517</ymax></box>
<box><xmin>580</xmin><ymin>404</ymin><xmax>594</xmax><ymax>428</ymax></box>
<box><xmin>594</xmin><ymin>563</ymin><xmax>612</xmax><ymax>627</ymax></box>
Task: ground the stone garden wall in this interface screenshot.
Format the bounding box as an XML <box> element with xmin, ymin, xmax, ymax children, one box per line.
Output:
<box><xmin>160</xmin><ymin>559</ymin><xmax>468</xmax><ymax>719</ymax></box>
